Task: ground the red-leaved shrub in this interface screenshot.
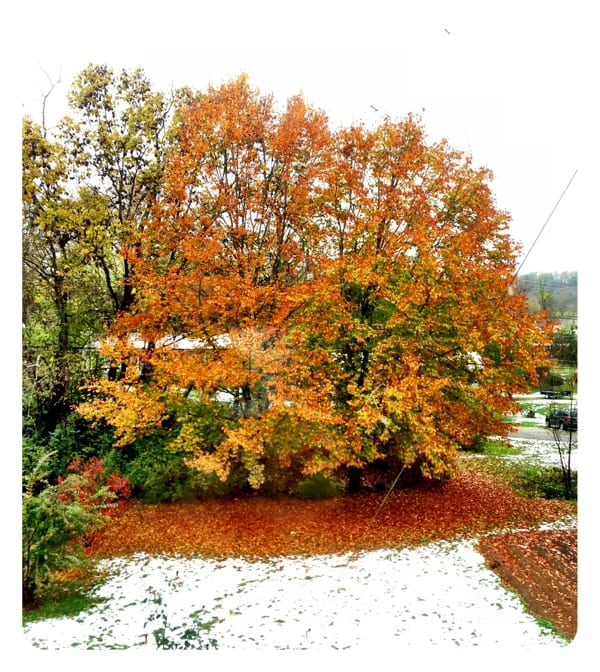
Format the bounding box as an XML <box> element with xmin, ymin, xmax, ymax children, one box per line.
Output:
<box><xmin>57</xmin><ymin>457</ymin><xmax>131</xmax><ymax>514</ymax></box>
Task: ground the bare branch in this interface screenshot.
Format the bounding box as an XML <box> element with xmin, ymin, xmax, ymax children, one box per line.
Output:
<box><xmin>37</xmin><ymin>63</ymin><xmax>62</xmax><ymax>136</ymax></box>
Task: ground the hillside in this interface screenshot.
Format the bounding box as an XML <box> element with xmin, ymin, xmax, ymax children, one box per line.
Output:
<box><xmin>517</xmin><ymin>271</ymin><xmax>577</xmax><ymax>318</ymax></box>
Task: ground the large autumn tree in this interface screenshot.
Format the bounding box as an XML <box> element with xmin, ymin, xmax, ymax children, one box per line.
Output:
<box><xmin>80</xmin><ymin>75</ymin><xmax>553</xmax><ymax>493</ymax></box>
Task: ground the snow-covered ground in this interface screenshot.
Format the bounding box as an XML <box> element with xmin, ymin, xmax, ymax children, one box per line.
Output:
<box><xmin>21</xmin><ymin>392</ymin><xmax>581</xmax><ymax>655</ymax></box>
<box><xmin>505</xmin><ymin>435</ymin><xmax>578</xmax><ymax>470</ymax></box>
<box><xmin>22</xmin><ymin>520</ymin><xmax>576</xmax><ymax>652</ymax></box>
<box><xmin>503</xmin><ymin>393</ymin><xmax>578</xmax><ymax>469</ymax></box>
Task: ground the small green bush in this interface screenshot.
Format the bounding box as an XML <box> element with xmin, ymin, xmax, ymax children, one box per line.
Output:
<box><xmin>461</xmin><ymin>434</ymin><xmax>487</xmax><ymax>453</ymax></box>
<box><xmin>24</xmin><ymin>413</ymin><xmax>116</xmax><ymax>484</ymax></box>
<box><xmin>513</xmin><ymin>463</ymin><xmax>577</xmax><ymax>500</ymax></box>
<box><xmin>124</xmin><ymin>432</ymin><xmax>249</xmax><ymax>501</ymax></box>
<box><xmin>22</xmin><ymin>452</ymin><xmax>114</xmax><ymax>606</ymax></box>
<box><xmin>539</xmin><ymin>372</ymin><xmax>566</xmax><ymax>388</ymax></box>
<box><xmin>295</xmin><ymin>473</ymin><xmax>339</xmax><ymax>500</ymax></box>
<box><xmin>121</xmin><ymin>400</ymin><xmax>241</xmax><ymax>501</ymax></box>
<box><xmin>126</xmin><ymin>442</ymin><xmax>199</xmax><ymax>503</ymax></box>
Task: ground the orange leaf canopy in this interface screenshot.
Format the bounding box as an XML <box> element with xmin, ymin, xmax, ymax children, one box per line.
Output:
<box><xmin>79</xmin><ymin>75</ymin><xmax>553</xmax><ymax>490</ymax></box>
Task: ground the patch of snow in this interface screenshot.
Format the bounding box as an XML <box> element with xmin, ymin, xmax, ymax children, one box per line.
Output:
<box><xmin>23</xmin><ymin>537</ymin><xmax>569</xmax><ymax>651</ymax></box>
<box><xmin>500</xmin><ymin>434</ymin><xmax>578</xmax><ymax>471</ymax></box>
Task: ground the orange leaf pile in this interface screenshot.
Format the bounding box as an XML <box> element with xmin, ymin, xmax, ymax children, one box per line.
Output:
<box><xmin>86</xmin><ymin>465</ymin><xmax>575</xmax><ymax>560</ymax></box>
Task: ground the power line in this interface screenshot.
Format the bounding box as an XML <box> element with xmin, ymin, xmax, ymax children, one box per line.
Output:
<box><xmin>512</xmin><ymin>169</ymin><xmax>578</xmax><ymax>283</ymax></box>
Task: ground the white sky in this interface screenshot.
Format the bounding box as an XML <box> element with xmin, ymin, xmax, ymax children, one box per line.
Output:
<box><xmin>12</xmin><ymin>0</ymin><xmax>597</xmax><ymax>275</ymax></box>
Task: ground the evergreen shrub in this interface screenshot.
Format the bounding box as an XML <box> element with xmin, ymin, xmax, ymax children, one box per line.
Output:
<box><xmin>295</xmin><ymin>473</ymin><xmax>339</xmax><ymax>500</ymax></box>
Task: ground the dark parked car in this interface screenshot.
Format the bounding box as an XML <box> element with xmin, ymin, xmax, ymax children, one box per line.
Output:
<box><xmin>545</xmin><ymin>408</ymin><xmax>577</xmax><ymax>430</ymax></box>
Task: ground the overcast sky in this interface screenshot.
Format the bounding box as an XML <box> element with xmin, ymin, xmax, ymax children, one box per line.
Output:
<box><xmin>15</xmin><ymin>0</ymin><xmax>596</xmax><ymax>275</ymax></box>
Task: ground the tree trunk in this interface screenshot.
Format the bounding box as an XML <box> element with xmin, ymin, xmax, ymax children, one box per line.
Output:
<box><xmin>347</xmin><ymin>466</ymin><xmax>362</xmax><ymax>494</ymax></box>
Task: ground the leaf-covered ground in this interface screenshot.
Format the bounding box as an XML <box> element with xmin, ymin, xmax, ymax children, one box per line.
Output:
<box><xmin>477</xmin><ymin>529</ymin><xmax>577</xmax><ymax>640</ymax></box>
<box><xmin>80</xmin><ymin>463</ymin><xmax>578</xmax><ymax>642</ymax></box>
<box><xmin>87</xmin><ymin>467</ymin><xmax>575</xmax><ymax>560</ymax></box>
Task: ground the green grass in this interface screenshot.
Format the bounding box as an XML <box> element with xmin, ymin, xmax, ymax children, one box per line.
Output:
<box><xmin>463</xmin><ymin>437</ymin><xmax>522</xmax><ymax>457</ymax></box>
<box><xmin>509</xmin><ymin>589</ymin><xmax>571</xmax><ymax>642</ymax></box>
<box><xmin>481</xmin><ymin>439</ymin><xmax>522</xmax><ymax>457</ymax></box>
<box><xmin>22</xmin><ymin>561</ymin><xmax>109</xmax><ymax>626</ymax></box>
<box><xmin>514</xmin><ymin>401</ymin><xmax>550</xmax><ymax>418</ymax></box>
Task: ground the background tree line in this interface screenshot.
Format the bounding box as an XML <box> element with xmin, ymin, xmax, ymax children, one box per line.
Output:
<box><xmin>518</xmin><ymin>272</ymin><xmax>577</xmax><ymax>319</ymax></box>
<box><xmin>517</xmin><ymin>272</ymin><xmax>577</xmax><ymax>368</ymax></box>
